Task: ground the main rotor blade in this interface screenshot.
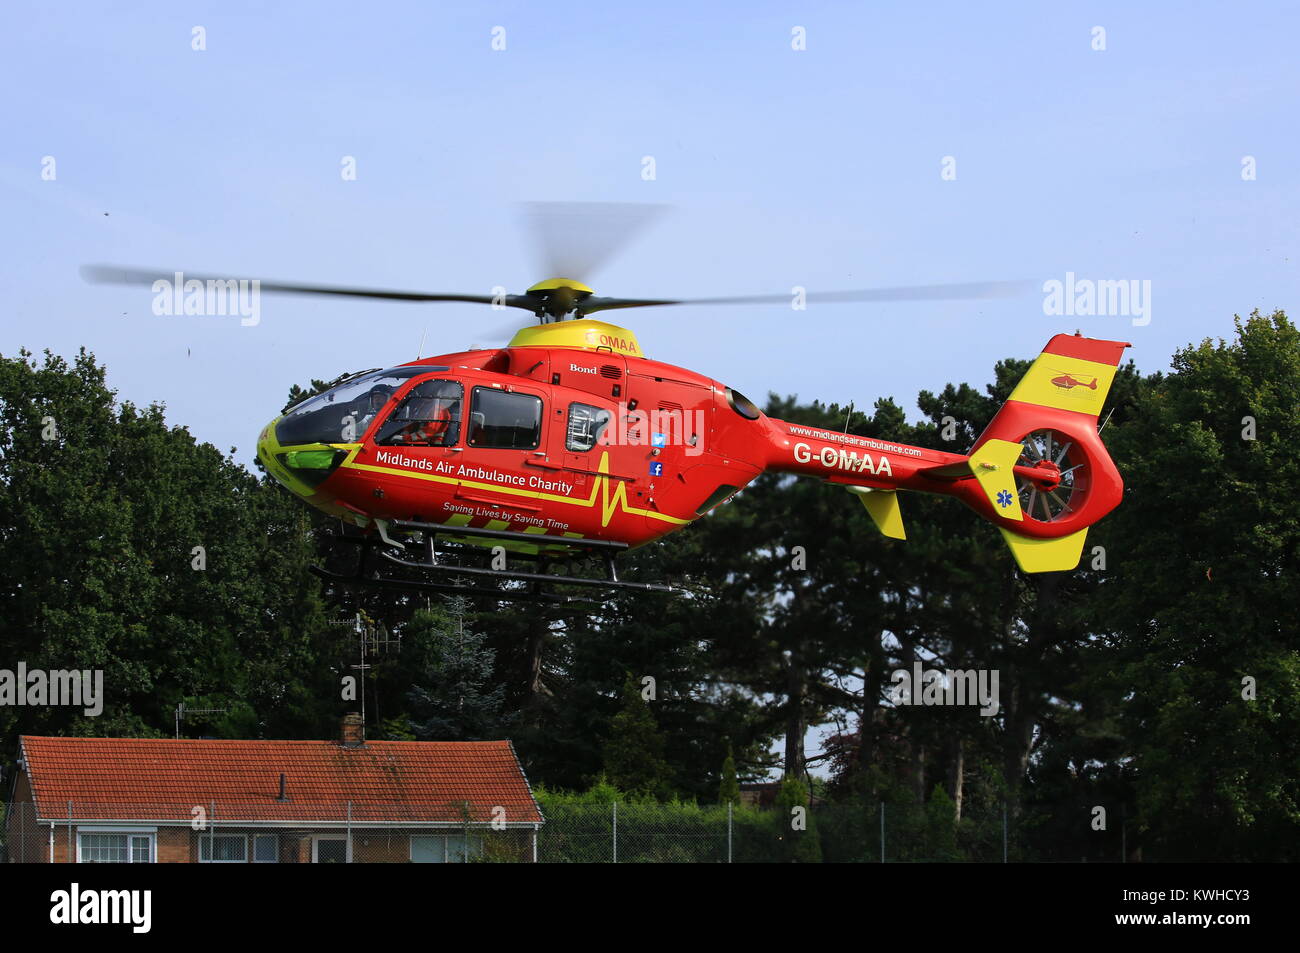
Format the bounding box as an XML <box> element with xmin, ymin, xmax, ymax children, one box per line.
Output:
<box><xmin>81</xmin><ymin>265</ymin><xmax>540</xmax><ymax>310</ymax></box>
<box><xmin>577</xmin><ymin>280</ymin><xmax>1034</xmax><ymax>314</ymax></box>
<box><xmin>520</xmin><ymin>202</ymin><xmax>668</xmax><ymax>282</ymax></box>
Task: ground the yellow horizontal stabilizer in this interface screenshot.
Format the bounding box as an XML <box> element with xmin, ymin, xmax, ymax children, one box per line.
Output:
<box><xmin>969</xmin><ymin>438</ymin><xmax>1024</xmax><ymax>522</ymax></box>
<box><xmin>999</xmin><ymin>527</ymin><xmax>1088</xmax><ymax>573</ymax></box>
<box><xmin>847</xmin><ymin>487</ymin><xmax>906</xmax><ymax>540</ymax></box>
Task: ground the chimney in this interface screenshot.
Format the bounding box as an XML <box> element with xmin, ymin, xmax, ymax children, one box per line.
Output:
<box><xmin>276</xmin><ymin>772</ymin><xmax>289</xmax><ymax>802</ymax></box>
<box><xmin>340</xmin><ymin>712</ymin><xmax>365</xmax><ymax>748</ymax></box>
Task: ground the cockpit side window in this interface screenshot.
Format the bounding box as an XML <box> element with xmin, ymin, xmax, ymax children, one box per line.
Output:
<box><xmin>377</xmin><ymin>380</ymin><xmax>463</xmax><ymax>447</ymax></box>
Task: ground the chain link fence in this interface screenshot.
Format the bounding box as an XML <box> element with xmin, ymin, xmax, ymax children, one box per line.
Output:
<box><xmin>537</xmin><ymin>802</ymin><xmax>1015</xmax><ymax>863</ymax></box>
<box><xmin>2</xmin><ymin>799</ymin><xmax>1033</xmax><ymax>863</ymax></box>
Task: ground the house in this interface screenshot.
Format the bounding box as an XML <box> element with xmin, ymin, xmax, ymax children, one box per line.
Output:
<box><xmin>738</xmin><ymin>781</ymin><xmax>824</xmax><ymax>809</ymax></box>
<box><xmin>3</xmin><ymin>716</ymin><xmax>543</xmax><ymax>863</ymax></box>
<box><xmin>739</xmin><ymin>782</ymin><xmax>782</xmax><ymax>809</ymax></box>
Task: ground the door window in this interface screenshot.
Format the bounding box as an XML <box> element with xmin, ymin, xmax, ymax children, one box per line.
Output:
<box><xmin>468</xmin><ymin>388</ymin><xmax>542</xmax><ymax>449</ymax></box>
<box><xmin>313</xmin><ymin>837</ymin><xmax>348</xmax><ymax>863</ymax></box>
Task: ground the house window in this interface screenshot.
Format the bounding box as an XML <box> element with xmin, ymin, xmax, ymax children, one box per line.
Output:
<box><xmin>468</xmin><ymin>388</ymin><xmax>542</xmax><ymax>449</ymax></box>
<box><xmin>253</xmin><ymin>835</ymin><xmax>278</xmax><ymax>863</ymax></box>
<box><xmin>199</xmin><ymin>835</ymin><xmax>248</xmax><ymax>863</ymax></box>
<box><xmin>312</xmin><ymin>836</ymin><xmax>348</xmax><ymax>863</ymax></box>
<box><xmin>410</xmin><ymin>834</ymin><xmax>483</xmax><ymax>863</ymax></box>
<box><xmin>78</xmin><ymin>832</ymin><xmax>155</xmax><ymax>863</ymax></box>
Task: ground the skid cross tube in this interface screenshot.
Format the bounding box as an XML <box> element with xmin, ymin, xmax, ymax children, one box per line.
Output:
<box><xmin>377</xmin><ymin>547</ymin><xmax>676</xmax><ymax>592</ymax></box>
<box><xmin>310</xmin><ymin>564</ymin><xmax>596</xmax><ymax>605</ymax></box>
<box><xmin>315</xmin><ymin>523</ymin><xmax>679</xmax><ymax>597</ymax></box>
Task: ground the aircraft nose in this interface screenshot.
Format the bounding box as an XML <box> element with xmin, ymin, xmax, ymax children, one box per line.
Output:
<box><xmin>256</xmin><ymin>419</ymin><xmax>280</xmax><ymax>475</ymax></box>
<box><xmin>258</xmin><ymin>415</ymin><xmax>349</xmax><ymax>499</ymax></box>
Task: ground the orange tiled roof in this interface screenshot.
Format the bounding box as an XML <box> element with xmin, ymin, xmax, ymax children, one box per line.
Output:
<box><xmin>18</xmin><ymin>736</ymin><xmax>542</xmax><ymax>825</ymax></box>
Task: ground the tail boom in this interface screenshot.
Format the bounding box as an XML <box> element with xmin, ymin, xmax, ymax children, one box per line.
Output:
<box><xmin>760</xmin><ymin>333</ymin><xmax>1128</xmax><ymax>572</ymax></box>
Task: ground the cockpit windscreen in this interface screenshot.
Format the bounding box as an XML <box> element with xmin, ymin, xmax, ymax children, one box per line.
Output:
<box><xmin>275</xmin><ymin>366</ymin><xmax>445</xmax><ymax>445</ymax></box>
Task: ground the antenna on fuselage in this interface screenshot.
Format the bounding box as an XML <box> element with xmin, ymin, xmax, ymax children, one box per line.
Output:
<box><xmin>417</xmin><ymin>327</ymin><xmax>427</xmax><ymax>359</ymax></box>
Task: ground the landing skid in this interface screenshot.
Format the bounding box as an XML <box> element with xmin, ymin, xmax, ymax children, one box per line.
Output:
<box><xmin>311</xmin><ymin>518</ymin><xmax>680</xmax><ymax>603</ymax></box>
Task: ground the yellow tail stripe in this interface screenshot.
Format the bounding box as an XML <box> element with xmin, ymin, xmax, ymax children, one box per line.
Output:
<box><xmin>1008</xmin><ymin>354</ymin><xmax>1118</xmax><ymax>416</ymax></box>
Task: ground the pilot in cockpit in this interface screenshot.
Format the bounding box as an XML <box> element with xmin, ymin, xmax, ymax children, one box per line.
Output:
<box><xmin>386</xmin><ymin>381</ymin><xmax>461</xmax><ymax>447</ymax></box>
<box><xmin>351</xmin><ymin>385</ymin><xmax>395</xmax><ymax>439</ymax></box>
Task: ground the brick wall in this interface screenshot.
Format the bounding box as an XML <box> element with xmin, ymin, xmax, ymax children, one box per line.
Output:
<box><xmin>5</xmin><ymin>784</ymin><xmax>537</xmax><ymax>863</ymax></box>
<box><xmin>5</xmin><ymin>771</ymin><xmax>49</xmax><ymax>862</ymax></box>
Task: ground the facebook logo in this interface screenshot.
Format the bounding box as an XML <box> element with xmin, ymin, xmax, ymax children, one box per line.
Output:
<box><xmin>648</xmin><ymin>461</ymin><xmax>664</xmax><ymax>477</ymax></box>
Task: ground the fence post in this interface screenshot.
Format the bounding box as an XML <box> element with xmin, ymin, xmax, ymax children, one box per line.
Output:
<box><xmin>1002</xmin><ymin>802</ymin><xmax>1007</xmax><ymax>863</ymax></box>
<box><xmin>612</xmin><ymin>800</ymin><xmax>618</xmax><ymax>864</ymax></box>
<box><xmin>727</xmin><ymin>801</ymin><xmax>733</xmax><ymax>864</ymax></box>
<box><xmin>879</xmin><ymin>802</ymin><xmax>885</xmax><ymax>864</ymax></box>
<box><xmin>1121</xmin><ymin>805</ymin><xmax>1126</xmax><ymax>863</ymax></box>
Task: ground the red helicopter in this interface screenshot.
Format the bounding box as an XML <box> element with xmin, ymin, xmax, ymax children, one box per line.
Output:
<box><xmin>1051</xmin><ymin>370</ymin><xmax>1100</xmax><ymax>390</ymax></box>
<box><xmin>84</xmin><ymin>205</ymin><xmax>1128</xmax><ymax>599</ymax></box>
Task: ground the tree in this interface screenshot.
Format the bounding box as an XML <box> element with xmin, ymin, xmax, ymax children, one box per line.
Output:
<box><xmin>719</xmin><ymin>745</ymin><xmax>741</xmax><ymax>805</ymax></box>
<box><xmin>405</xmin><ymin>597</ymin><xmax>507</xmax><ymax>741</ymax></box>
<box><xmin>511</xmin><ymin>524</ymin><xmax>775</xmax><ymax>796</ymax></box>
<box><xmin>601</xmin><ymin>672</ymin><xmax>673</xmax><ymax>799</ymax></box>
<box><xmin>1089</xmin><ymin>311</ymin><xmax>1300</xmax><ymax>859</ymax></box>
<box><xmin>924</xmin><ymin>782</ymin><xmax>961</xmax><ymax>861</ymax></box>
<box><xmin>0</xmin><ymin>348</ymin><xmax>337</xmax><ymax>754</ymax></box>
<box><xmin>775</xmin><ymin>775</ymin><xmax>822</xmax><ymax>862</ymax></box>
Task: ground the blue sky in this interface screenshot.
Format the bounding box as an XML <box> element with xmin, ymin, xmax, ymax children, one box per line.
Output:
<box><xmin>3</xmin><ymin>2</ymin><xmax>1297</xmax><ymax>467</ymax></box>
<box><xmin>2</xmin><ymin>1</ymin><xmax>1296</xmax><ymax>777</ymax></box>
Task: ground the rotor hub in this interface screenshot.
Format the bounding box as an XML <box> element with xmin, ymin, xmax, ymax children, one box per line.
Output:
<box><xmin>525</xmin><ymin>278</ymin><xmax>595</xmax><ymax>321</ymax></box>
